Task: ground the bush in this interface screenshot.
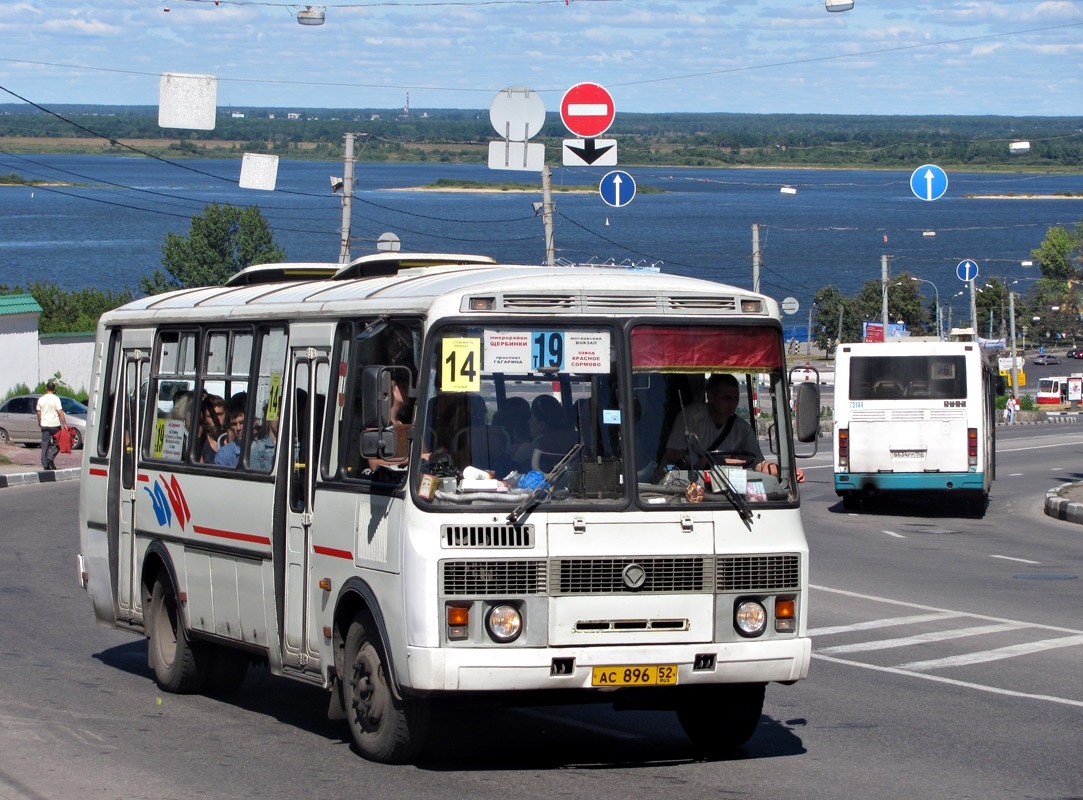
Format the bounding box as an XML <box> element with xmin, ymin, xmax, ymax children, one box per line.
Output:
<box><xmin>3</xmin><ymin>383</ymin><xmax>32</xmax><ymax>401</ymax></box>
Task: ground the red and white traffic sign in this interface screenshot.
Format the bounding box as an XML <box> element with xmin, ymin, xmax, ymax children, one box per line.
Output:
<box><xmin>560</xmin><ymin>82</ymin><xmax>615</xmax><ymax>138</ymax></box>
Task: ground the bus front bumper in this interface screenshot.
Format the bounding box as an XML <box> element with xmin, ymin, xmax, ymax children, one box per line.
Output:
<box><xmin>403</xmin><ymin>638</ymin><xmax>811</xmax><ymax>692</ymax></box>
<box><xmin>835</xmin><ymin>472</ymin><xmax>985</xmax><ymax>493</ymax></box>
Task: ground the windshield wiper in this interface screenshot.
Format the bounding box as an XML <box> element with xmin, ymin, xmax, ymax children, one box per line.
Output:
<box><xmin>506</xmin><ymin>443</ymin><xmax>584</xmax><ymax>524</ymax></box>
<box><xmin>684</xmin><ymin>429</ymin><xmax>754</xmax><ymax>530</ymax></box>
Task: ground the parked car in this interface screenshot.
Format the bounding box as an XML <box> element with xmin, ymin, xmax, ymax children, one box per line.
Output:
<box><xmin>0</xmin><ymin>394</ymin><xmax>87</xmax><ymax>449</ymax></box>
<box><xmin>1034</xmin><ymin>354</ymin><xmax>1061</xmax><ymax>365</ymax></box>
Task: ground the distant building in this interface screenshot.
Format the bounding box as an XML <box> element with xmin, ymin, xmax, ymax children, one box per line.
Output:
<box><xmin>287</xmin><ymin>112</ymin><xmax>301</xmax><ymax>120</ymax></box>
<box><xmin>0</xmin><ymin>295</ymin><xmax>42</xmax><ymax>395</ymax></box>
<box><xmin>268</xmin><ymin>113</ymin><xmax>275</xmax><ymax>119</ymax></box>
<box><xmin>231</xmin><ymin>112</ymin><xmax>245</xmax><ymax>119</ymax></box>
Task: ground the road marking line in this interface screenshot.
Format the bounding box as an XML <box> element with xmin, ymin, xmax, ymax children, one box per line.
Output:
<box><xmin>815</xmin><ymin>623</ymin><xmax>1021</xmax><ymax>655</ymax></box>
<box><xmin>895</xmin><ymin>635</ymin><xmax>1083</xmax><ymax>671</ymax></box>
<box><xmin>990</xmin><ymin>554</ymin><xmax>1040</xmax><ymax>565</ymax></box>
<box><xmin>813</xmin><ymin>653</ymin><xmax>1083</xmax><ymax>709</ymax></box>
<box><xmin>811</xmin><ymin>611</ymin><xmax>963</xmax><ymax>637</ymax></box>
<box><xmin>1051</xmin><ymin>467</ymin><xmax>1064</xmax><ymax>471</ymax></box>
<box><xmin>998</xmin><ymin>441</ymin><xmax>1083</xmax><ymax>453</ymax></box>
<box><xmin>1008</xmin><ymin>473</ymin><xmax>1024</xmax><ymax>477</ymax></box>
<box><xmin>811</xmin><ymin>584</ymin><xmax>1083</xmax><ymax>636</ymax></box>
<box><xmin>881</xmin><ymin>530</ymin><xmax>906</xmax><ymax>538</ymax></box>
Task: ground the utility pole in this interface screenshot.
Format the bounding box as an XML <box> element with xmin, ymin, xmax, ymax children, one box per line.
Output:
<box><xmin>969</xmin><ymin>278</ymin><xmax>979</xmax><ymax>341</ymax></box>
<box><xmin>338</xmin><ymin>132</ymin><xmax>356</xmax><ymax>264</ymax></box>
<box><xmin>752</xmin><ymin>224</ymin><xmax>762</xmax><ymax>294</ymax></box>
<box><xmin>881</xmin><ymin>254</ymin><xmax>889</xmax><ymax>335</ymax></box>
<box><xmin>541</xmin><ymin>165</ymin><xmax>555</xmax><ymax>267</ymax></box>
<box><xmin>807</xmin><ymin>305</ymin><xmax>814</xmax><ymax>357</ymax></box>
<box><xmin>1008</xmin><ymin>291</ymin><xmax>1019</xmax><ymax>396</ymax></box>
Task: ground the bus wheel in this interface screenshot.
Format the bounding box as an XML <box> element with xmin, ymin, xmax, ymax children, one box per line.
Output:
<box><xmin>343</xmin><ymin>613</ymin><xmax>428</xmax><ymax>763</ymax></box>
<box><xmin>841</xmin><ymin>492</ymin><xmax>861</xmax><ymax>511</ymax></box>
<box><xmin>676</xmin><ymin>683</ymin><xmax>765</xmax><ymax>757</ymax></box>
<box><xmin>147</xmin><ymin>572</ymin><xmax>207</xmax><ymax>693</ymax></box>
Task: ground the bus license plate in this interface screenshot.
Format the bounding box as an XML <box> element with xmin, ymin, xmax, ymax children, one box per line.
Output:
<box><xmin>591</xmin><ymin>665</ymin><xmax>678</xmax><ymax>687</ymax></box>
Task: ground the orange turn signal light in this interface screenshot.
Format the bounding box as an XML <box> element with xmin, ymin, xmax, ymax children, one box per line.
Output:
<box><xmin>775</xmin><ymin>598</ymin><xmax>795</xmax><ymax>618</ymax></box>
<box><xmin>447</xmin><ymin>607</ymin><xmax>470</xmax><ymax>627</ymax></box>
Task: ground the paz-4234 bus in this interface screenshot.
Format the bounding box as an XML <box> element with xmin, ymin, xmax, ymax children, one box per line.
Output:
<box><xmin>77</xmin><ymin>253</ymin><xmax>820</xmax><ymax>763</ymax></box>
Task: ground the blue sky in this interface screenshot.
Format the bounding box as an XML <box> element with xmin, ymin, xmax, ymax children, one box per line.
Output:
<box><xmin>1</xmin><ymin>0</ymin><xmax>1081</xmax><ymax>116</ymax></box>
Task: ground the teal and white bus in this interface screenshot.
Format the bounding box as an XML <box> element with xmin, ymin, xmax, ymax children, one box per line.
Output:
<box><xmin>77</xmin><ymin>253</ymin><xmax>819</xmax><ymax>762</ymax></box>
<box><xmin>833</xmin><ymin>340</ymin><xmax>996</xmax><ymax>513</ymax></box>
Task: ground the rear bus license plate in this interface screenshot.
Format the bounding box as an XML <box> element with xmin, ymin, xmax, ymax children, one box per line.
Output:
<box><xmin>591</xmin><ymin>665</ymin><xmax>678</xmax><ymax>687</ymax></box>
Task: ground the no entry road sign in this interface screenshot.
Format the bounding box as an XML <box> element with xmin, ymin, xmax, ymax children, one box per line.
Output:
<box><xmin>561</xmin><ymin>82</ymin><xmax>615</xmax><ymax>138</ymax></box>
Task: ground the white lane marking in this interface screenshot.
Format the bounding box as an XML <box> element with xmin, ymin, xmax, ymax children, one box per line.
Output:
<box><xmin>813</xmin><ymin>653</ymin><xmax>1083</xmax><ymax>709</ymax></box>
<box><xmin>990</xmin><ymin>554</ymin><xmax>1040</xmax><ymax>565</ymax></box>
<box><xmin>811</xmin><ymin>611</ymin><xmax>963</xmax><ymax>637</ymax></box>
<box><xmin>895</xmin><ymin>635</ymin><xmax>1083</xmax><ymax>671</ymax></box>
<box><xmin>1051</xmin><ymin>467</ymin><xmax>1064</xmax><ymax>471</ymax></box>
<box><xmin>811</xmin><ymin>585</ymin><xmax>1083</xmax><ymax>635</ymax></box>
<box><xmin>881</xmin><ymin>530</ymin><xmax>906</xmax><ymax>538</ymax></box>
<box><xmin>815</xmin><ymin>623</ymin><xmax>1021</xmax><ymax>655</ymax></box>
<box><xmin>1008</xmin><ymin>473</ymin><xmax>1024</xmax><ymax>477</ymax></box>
<box><xmin>998</xmin><ymin>441</ymin><xmax>1083</xmax><ymax>453</ymax></box>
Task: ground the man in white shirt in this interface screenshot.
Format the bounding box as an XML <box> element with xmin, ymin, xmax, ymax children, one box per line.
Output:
<box><xmin>36</xmin><ymin>381</ymin><xmax>67</xmax><ymax>471</ymax></box>
<box><xmin>664</xmin><ymin>373</ymin><xmax>804</xmax><ymax>482</ymax></box>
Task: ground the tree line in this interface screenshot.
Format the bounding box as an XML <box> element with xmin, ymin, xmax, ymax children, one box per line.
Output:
<box><xmin>2</xmin><ymin>105</ymin><xmax>1081</xmax><ymax>168</ymax></box>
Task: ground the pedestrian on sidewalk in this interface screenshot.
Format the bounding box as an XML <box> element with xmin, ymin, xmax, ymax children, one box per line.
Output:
<box><xmin>1006</xmin><ymin>394</ymin><xmax>1018</xmax><ymax>424</ymax></box>
<box><xmin>36</xmin><ymin>381</ymin><xmax>67</xmax><ymax>470</ymax></box>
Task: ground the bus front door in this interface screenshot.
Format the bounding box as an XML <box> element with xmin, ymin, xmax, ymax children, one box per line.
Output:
<box><xmin>282</xmin><ymin>348</ymin><xmax>329</xmax><ymax>672</ymax></box>
<box><xmin>116</xmin><ymin>352</ymin><xmax>147</xmax><ymax>623</ymax></box>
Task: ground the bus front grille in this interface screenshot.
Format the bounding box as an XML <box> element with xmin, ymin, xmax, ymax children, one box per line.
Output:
<box><xmin>717</xmin><ymin>555</ymin><xmax>800</xmax><ymax>592</ymax></box>
<box><xmin>441</xmin><ymin>560</ymin><xmax>547</xmax><ymax>596</ymax></box>
<box><xmin>549</xmin><ymin>557</ymin><xmax>714</xmax><ymax>595</ymax></box>
<box><xmin>442</xmin><ymin>524</ymin><xmax>534</xmax><ymax>548</ymax></box>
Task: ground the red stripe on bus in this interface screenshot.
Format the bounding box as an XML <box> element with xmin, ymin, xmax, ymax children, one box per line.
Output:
<box><xmin>314</xmin><ymin>545</ymin><xmax>353</xmax><ymax>560</ymax></box>
<box><xmin>192</xmin><ymin>525</ymin><xmax>271</xmax><ymax>546</ymax></box>
<box><xmin>138</xmin><ymin>474</ymin><xmax>150</xmax><ymax>482</ymax></box>
<box><xmin>89</xmin><ymin>468</ymin><xmax>108</xmax><ymax>477</ymax></box>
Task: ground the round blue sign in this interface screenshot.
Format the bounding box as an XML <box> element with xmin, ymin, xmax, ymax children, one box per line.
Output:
<box><xmin>956</xmin><ymin>259</ymin><xmax>979</xmax><ymax>282</ymax></box>
<box><xmin>910</xmin><ymin>164</ymin><xmax>949</xmax><ymax>202</ymax></box>
<box><xmin>599</xmin><ymin>170</ymin><xmax>636</xmax><ymax>208</ymax></box>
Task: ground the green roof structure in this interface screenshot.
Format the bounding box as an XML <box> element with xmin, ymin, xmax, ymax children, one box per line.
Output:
<box><xmin>0</xmin><ymin>294</ymin><xmax>44</xmax><ymax>316</ymax></box>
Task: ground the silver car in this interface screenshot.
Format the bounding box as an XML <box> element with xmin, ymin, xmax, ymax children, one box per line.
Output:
<box><xmin>0</xmin><ymin>394</ymin><xmax>87</xmax><ymax>450</ymax></box>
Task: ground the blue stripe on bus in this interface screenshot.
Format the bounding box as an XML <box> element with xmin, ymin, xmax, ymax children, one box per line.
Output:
<box><xmin>835</xmin><ymin>473</ymin><xmax>986</xmax><ymax>492</ymax></box>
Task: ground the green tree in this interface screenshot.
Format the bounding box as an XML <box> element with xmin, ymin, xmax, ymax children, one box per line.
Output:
<box><xmin>141</xmin><ymin>202</ymin><xmax>285</xmax><ymax>295</ymax></box>
<box><xmin>0</xmin><ymin>282</ymin><xmax>133</xmax><ymax>333</ymax></box>
<box><xmin>1030</xmin><ymin>220</ymin><xmax>1083</xmax><ymax>282</ymax></box>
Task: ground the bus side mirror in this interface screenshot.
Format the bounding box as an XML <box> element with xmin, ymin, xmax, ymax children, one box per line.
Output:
<box><xmin>360</xmin><ymin>366</ymin><xmax>396</xmax><ymax>459</ymax></box>
<box><xmin>794</xmin><ymin>382</ymin><xmax>821</xmax><ymax>444</ymax></box>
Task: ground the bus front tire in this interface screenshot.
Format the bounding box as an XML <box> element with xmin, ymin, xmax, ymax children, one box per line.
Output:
<box><xmin>147</xmin><ymin>572</ymin><xmax>207</xmax><ymax>693</ymax></box>
<box><xmin>676</xmin><ymin>683</ymin><xmax>765</xmax><ymax>757</ymax></box>
<box><xmin>343</xmin><ymin>613</ymin><xmax>428</xmax><ymax>763</ymax></box>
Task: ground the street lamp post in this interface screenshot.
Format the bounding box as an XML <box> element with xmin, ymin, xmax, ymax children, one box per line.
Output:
<box><xmin>898</xmin><ymin>276</ymin><xmax>942</xmax><ymax>339</ymax></box>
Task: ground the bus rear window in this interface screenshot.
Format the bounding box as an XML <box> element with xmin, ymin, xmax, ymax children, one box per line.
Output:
<box><xmin>849</xmin><ymin>355</ymin><xmax>967</xmax><ymax>400</ymax></box>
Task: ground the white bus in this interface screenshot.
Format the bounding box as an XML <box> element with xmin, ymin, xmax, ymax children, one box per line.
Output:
<box><xmin>832</xmin><ymin>340</ymin><xmax>997</xmax><ymax>513</ymax></box>
<box><xmin>77</xmin><ymin>253</ymin><xmax>819</xmax><ymax>763</ymax></box>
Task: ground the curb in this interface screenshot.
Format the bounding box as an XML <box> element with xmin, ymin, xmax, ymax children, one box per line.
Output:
<box><xmin>1044</xmin><ymin>482</ymin><xmax>1083</xmax><ymax>525</ymax></box>
<box><xmin>0</xmin><ymin>467</ymin><xmax>80</xmax><ymax>489</ymax></box>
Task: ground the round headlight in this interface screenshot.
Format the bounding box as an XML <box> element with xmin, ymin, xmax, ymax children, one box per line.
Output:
<box><xmin>487</xmin><ymin>605</ymin><xmax>523</xmax><ymax>642</ymax></box>
<box><xmin>734</xmin><ymin>600</ymin><xmax>767</xmax><ymax>637</ymax></box>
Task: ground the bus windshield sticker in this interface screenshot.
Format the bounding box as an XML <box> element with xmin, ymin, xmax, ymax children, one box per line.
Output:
<box><xmin>441</xmin><ymin>337</ymin><xmax>481</xmax><ymax>392</ymax></box>
<box><xmin>482</xmin><ymin>329</ymin><xmax>611</xmax><ymax>375</ymax></box>
<box><xmin>266</xmin><ymin>372</ymin><xmax>282</xmax><ymax>420</ymax></box>
<box><xmin>602</xmin><ymin>409</ymin><xmax>621</xmax><ymax>425</ymax></box>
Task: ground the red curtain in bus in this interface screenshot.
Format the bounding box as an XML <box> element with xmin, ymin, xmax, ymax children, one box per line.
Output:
<box><xmin>631</xmin><ymin>326</ymin><xmax>782</xmax><ymax>371</ymax></box>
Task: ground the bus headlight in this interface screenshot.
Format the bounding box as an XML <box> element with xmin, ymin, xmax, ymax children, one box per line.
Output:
<box><xmin>734</xmin><ymin>600</ymin><xmax>767</xmax><ymax>637</ymax></box>
<box><xmin>486</xmin><ymin>604</ymin><xmax>522</xmax><ymax>642</ymax></box>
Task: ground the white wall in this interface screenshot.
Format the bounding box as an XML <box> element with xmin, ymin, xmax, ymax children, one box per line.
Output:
<box><xmin>0</xmin><ymin>314</ymin><xmax>41</xmax><ymax>397</ymax></box>
<box><xmin>39</xmin><ymin>333</ymin><xmax>96</xmax><ymax>394</ymax></box>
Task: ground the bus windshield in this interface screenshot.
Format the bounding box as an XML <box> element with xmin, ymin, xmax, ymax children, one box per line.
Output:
<box><xmin>414</xmin><ymin>321</ymin><xmax>797</xmax><ymax>509</ymax></box>
<box><xmin>848</xmin><ymin>355</ymin><xmax>967</xmax><ymax>400</ymax></box>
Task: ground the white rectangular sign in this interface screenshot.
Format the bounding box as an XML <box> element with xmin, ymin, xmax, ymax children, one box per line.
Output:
<box><xmin>159</xmin><ymin>72</ymin><xmax>217</xmax><ymax>131</ymax></box>
<box><xmin>488</xmin><ymin>141</ymin><xmax>545</xmax><ymax>172</ymax></box>
<box><xmin>562</xmin><ymin>139</ymin><xmax>618</xmax><ymax>167</ymax></box>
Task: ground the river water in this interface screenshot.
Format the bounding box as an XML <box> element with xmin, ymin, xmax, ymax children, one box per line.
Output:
<box><xmin>2</xmin><ymin>154</ymin><xmax>1082</xmax><ymax>324</ymax></box>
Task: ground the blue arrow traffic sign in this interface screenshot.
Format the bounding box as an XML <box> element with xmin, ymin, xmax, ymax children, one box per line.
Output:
<box><xmin>957</xmin><ymin>259</ymin><xmax>979</xmax><ymax>282</ymax></box>
<box><xmin>599</xmin><ymin>170</ymin><xmax>636</xmax><ymax>208</ymax></box>
<box><xmin>910</xmin><ymin>164</ymin><xmax>949</xmax><ymax>202</ymax></box>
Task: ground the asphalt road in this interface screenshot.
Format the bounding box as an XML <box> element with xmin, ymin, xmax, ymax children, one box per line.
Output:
<box><xmin>1</xmin><ymin>424</ymin><xmax>1080</xmax><ymax>800</ymax></box>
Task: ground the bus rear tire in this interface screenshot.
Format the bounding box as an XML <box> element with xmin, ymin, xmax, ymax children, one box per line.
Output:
<box><xmin>841</xmin><ymin>492</ymin><xmax>861</xmax><ymax>511</ymax></box>
<box><xmin>676</xmin><ymin>683</ymin><xmax>765</xmax><ymax>757</ymax></box>
<box><xmin>343</xmin><ymin>613</ymin><xmax>428</xmax><ymax>763</ymax></box>
<box><xmin>147</xmin><ymin>571</ymin><xmax>207</xmax><ymax>694</ymax></box>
